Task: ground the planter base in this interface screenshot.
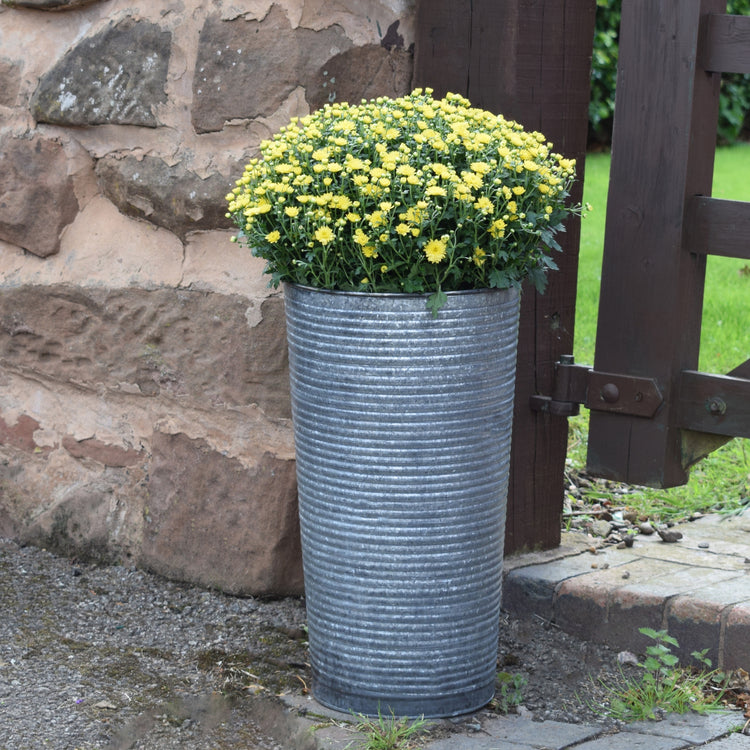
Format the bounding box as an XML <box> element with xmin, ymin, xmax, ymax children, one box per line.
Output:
<box><xmin>312</xmin><ymin>681</ymin><xmax>495</xmax><ymax>719</ymax></box>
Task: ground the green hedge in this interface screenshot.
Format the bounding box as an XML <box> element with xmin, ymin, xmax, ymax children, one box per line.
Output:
<box><xmin>590</xmin><ymin>0</ymin><xmax>750</xmax><ymax>145</ymax></box>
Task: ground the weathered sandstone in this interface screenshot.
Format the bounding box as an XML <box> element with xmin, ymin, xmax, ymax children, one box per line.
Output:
<box><xmin>0</xmin><ymin>134</ymin><xmax>79</xmax><ymax>257</ymax></box>
<box><xmin>0</xmin><ymin>0</ymin><xmax>416</xmax><ymax>595</ymax></box>
<box><xmin>31</xmin><ymin>17</ymin><xmax>171</xmax><ymax>127</ymax></box>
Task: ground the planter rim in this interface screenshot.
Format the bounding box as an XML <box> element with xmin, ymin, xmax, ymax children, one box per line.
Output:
<box><xmin>284</xmin><ymin>282</ymin><xmax>517</xmax><ymax>300</ymax></box>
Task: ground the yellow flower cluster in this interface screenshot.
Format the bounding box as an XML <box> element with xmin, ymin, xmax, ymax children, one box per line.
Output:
<box><xmin>226</xmin><ymin>88</ymin><xmax>579</xmax><ymax>311</ymax></box>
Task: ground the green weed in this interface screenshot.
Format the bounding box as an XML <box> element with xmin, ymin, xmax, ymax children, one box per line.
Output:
<box><xmin>347</xmin><ymin>708</ymin><xmax>427</xmax><ymax>750</ymax></box>
<box><xmin>599</xmin><ymin>628</ymin><xmax>727</xmax><ymax>722</ymax></box>
<box><xmin>495</xmin><ymin>671</ymin><xmax>528</xmax><ymax>713</ymax></box>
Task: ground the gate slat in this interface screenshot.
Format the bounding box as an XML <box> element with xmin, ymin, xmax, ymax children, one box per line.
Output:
<box><xmin>678</xmin><ymin>370</ymin><xmax>750</xmax><ymax>438</ymax></box>
<box><xmin>586</xmin><ymin>0</ymin><xmax>724</xmax><ymax>487</ymax></box>
<box><xmin>702</xmin><ymin>14</ymin><xmax>750</xmax><ymax>73</ymax></box>
<box><xmin>686</xmin><ymin>196</ymin><xmax>750</xmax><ymax>260</ymax></box>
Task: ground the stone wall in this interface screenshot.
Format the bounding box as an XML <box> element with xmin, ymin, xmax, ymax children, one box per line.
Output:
<box><xmin>0</xmin><ymin>0</ymin><xmax>415</xmax><ymax>595</ymax></box>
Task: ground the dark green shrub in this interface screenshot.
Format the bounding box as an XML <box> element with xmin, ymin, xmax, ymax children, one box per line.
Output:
<box><xmin>588</xmin><ymin>0</ymin><xmax>620</xmax><ymax>146</ymax></box>
<box><xmin>589</xmin><ymin>0</ymin><xmax>750</xmax><ymax>146</ymax></box>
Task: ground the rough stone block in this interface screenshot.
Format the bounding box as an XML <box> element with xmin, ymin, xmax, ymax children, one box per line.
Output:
<box><xmin>31</xmin><ymin>17</ymin><xmax>171</xmax><ymax>127</ymax></box>
<box><xmin>95</xmin><ymin>154</ymin><xmax>233</xmax><ymax>239</ymax></box>
<box><xmin>306</xmin><ymin>44</ymin><xmax>413</xmax><ymax>111</ymax></box>
<box><xmin>0</xmin><ymin>134</ymin><xmax>79</xmax><ymax>257</ymax></box>
<box><xmin>19</xmin><ymin>477</ymin><xmax>140</xmax><ymax>563</ymax></box>
<box><xmin>0</xmin><ymin>285</ymin><xmax>291</xmax><ymax>419</ymax></box>
<box><xmin>192</xmin><ymin>8</ymin><xmax>351</xmax><ymax>132</ymax></box>
<box><xmin>141</xmin><ymin>431</ymin><xmax>303</xmax><ymax>596</ymax></box>
<box><xmin>0</xmin><ymin>58</ymin><xmax>21</xmax><ymax>107</ymax></box>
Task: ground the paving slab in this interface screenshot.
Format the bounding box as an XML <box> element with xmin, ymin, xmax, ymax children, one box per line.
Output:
<box><xmin>702</xmin><ymin>733</ymin><xmax>750</xmax><ymax>749</ymax></box>
<box><xmin>623</xmin><ymin>711</ymin><xmax>741</xmax><ymax>743</ymax></box>
<box><xmin>569</xmin><ymin>732</ymin><xmax>688</xmax><ymax>749</ymax></box>
<box><xmin>424</xmin><ymin>715</ymin><xmax>602</xmax><ymax>749</ymax></box>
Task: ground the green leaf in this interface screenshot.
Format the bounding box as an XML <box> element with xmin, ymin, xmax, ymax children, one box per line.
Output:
<box><xmin>426</xmin><ymin>290</ymin><xmax>447</xmax><ymax>318</ymax></box>
<box><xmin>642</xmin><ymin>656</ymin><xmax>661</xmax><ymax>672</ymax></box>
<box><xmin>489</xmin><ymin>269</ymin><xmax>511</xmax><ymax>289</ymax></box>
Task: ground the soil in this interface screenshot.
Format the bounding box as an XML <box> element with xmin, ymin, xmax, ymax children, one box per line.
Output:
<box><xmin>0</xmin><ymin>536</ymin><xmax>648</xmax><ymax>749</ymax></box>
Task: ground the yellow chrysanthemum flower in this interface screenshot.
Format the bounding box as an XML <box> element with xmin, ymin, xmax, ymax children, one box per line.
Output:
<box><xmin>314</xmin><ymin>226</ymin><xmax>335</xmax><ymax>245</ymax></box>
<box><xmin>354</xmin><ymin>228</ymin><xmax>370</xmax><ymax>246</ymax></box>
<box><xmin>266</xmin><ymin>230</ymin><xmax>281</xmax><ymax>243</ymax></box>
<box><xmin>368</xmin><ymin>211</ymin><xmax>387</xmax><ymax>228</ymax></box>
<box><xmin>330</xmin><ymin>195</ymin><xmax>352</xmax><ymax>210</ymax></box>
<box><xmin>489</xmin><ymin>219</ymin><xmax>506</xmax><ymax>239</ymax></box>
<box><xmin>474</xmin><ymin>196</ymin><xmax>493</xmax><ymax>213</ymax></box>
<box><xmin>423</xmin><ymin>238</ymin><xmax>447</xmax><ymax>264</ymax></box>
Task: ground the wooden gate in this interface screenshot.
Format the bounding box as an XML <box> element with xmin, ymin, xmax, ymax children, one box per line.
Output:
<box><xmin>580</xmin><ymin>0</ymin><xmax>750</xmax><ymax>487</ymax></box>
<box><xmin>413</xmin><ymin>0</ymin><xmax>750</xmax><ymax>553</ymax></box>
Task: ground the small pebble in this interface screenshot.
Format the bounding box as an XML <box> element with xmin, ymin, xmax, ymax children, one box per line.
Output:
<box><xmin>698</xmin><ymin>542</ymin><xmax>709</xmax><ymax>549</ymax></box>
<box><xmin>657</xmin><ymin>528</ymin><xmax>683</xmax><ymax>543</ymax></box>
<box><xmin>591</xmin><ymin>519</ymin><xmax>613</xmax><ymax>538</ymax></box>
<box><xmin>617</xmin><ymin>650</ymin><xmax>639</xmax><ymax>666</ymax></box>
<box><xmin>638</xmin><ymin>522</ymin><xmax>655</xmax><ymax>535</ymax></box>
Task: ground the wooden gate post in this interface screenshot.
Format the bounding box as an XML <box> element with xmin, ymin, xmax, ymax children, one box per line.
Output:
<box><xmin>413</xmin><ymin>0</ymin><xmax>596</xmax><ymax>552</ymax></box>
<box><xmin>587</xmin><ymin>0</ymin><xmax>724</xmax><ymax>487</ymax></box>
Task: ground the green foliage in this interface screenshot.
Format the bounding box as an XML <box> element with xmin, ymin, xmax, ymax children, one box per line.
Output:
<box><xmin>588</xmin><ymin>0</ymin><xmax>620</xmax><ymax>145</ymax></box>
<box><xmin>590</xmin><ymin>0</ymin><xmax>750</xmax><ymax>145</ymax></box>
<box><xmin>495</xmin><ymin>671</ymin><xmax>528</xmax><ymax>713</ymax></box>
<box><xmin>347</xmin><ymin>709</ymin><xmax>427</xmax><ymax>750</ymax></box>
<box><xmin>602</xmin><ymin>628</ymin><xmax>726</xmax><ymax>722</ymax></box>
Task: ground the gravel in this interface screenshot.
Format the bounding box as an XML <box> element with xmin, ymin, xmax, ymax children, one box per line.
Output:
<box><xmin>0</xmin><ymin>537</ymin><xmax>638</xmax><ymax>749</ymax></box>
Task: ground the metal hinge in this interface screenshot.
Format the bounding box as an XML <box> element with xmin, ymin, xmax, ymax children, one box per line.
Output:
<box><xmin>529</xmin><ymin>355</ymin><xmax>664</xmax><ymax>418</ymax></box>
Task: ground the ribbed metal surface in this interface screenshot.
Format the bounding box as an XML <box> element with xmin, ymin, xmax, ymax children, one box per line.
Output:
<box><xmin>284</xmin><ymin>284</ymin><xmax>520</xmax><ymax>718</ymax></box>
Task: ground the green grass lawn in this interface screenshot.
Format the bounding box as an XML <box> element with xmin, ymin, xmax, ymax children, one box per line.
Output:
<box><xmin>569</xmin><ymin>145</ymin><xmax>750</xmax><ymax>520</ymax></box>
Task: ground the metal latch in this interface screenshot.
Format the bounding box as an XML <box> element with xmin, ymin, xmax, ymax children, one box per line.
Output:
<box><xmin>530</xmin><ymin>356</ymin><xmax>664</xmax><ymax>418</ymax></box>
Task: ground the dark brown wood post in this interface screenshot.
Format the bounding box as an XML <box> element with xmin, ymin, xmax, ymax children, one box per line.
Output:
<box><xmin>586</xmin><ymin>0</ymin><xmax>724</xmax><ymax>487</ymax></box>
<box><xmin>413</xmin><ymin>0</ymin><xmax>596</xmax><ymax>552</ymax></box>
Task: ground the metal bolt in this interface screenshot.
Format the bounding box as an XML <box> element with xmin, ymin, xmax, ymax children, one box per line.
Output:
<box><xmin>707</xmin><ymin>397</ymin><xmax>727</xmax><ymax>416</ymax></box>
<box><xmin>601</xmin><ymin>383</ymin><xmax>620</xmax><ymax>403</ymax></box>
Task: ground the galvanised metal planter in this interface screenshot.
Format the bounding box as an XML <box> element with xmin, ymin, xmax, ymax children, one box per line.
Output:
<box><xmin>284</xmin><ymin>283</ymin><xmax>521</xmax><ymax>718</ymax></box>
